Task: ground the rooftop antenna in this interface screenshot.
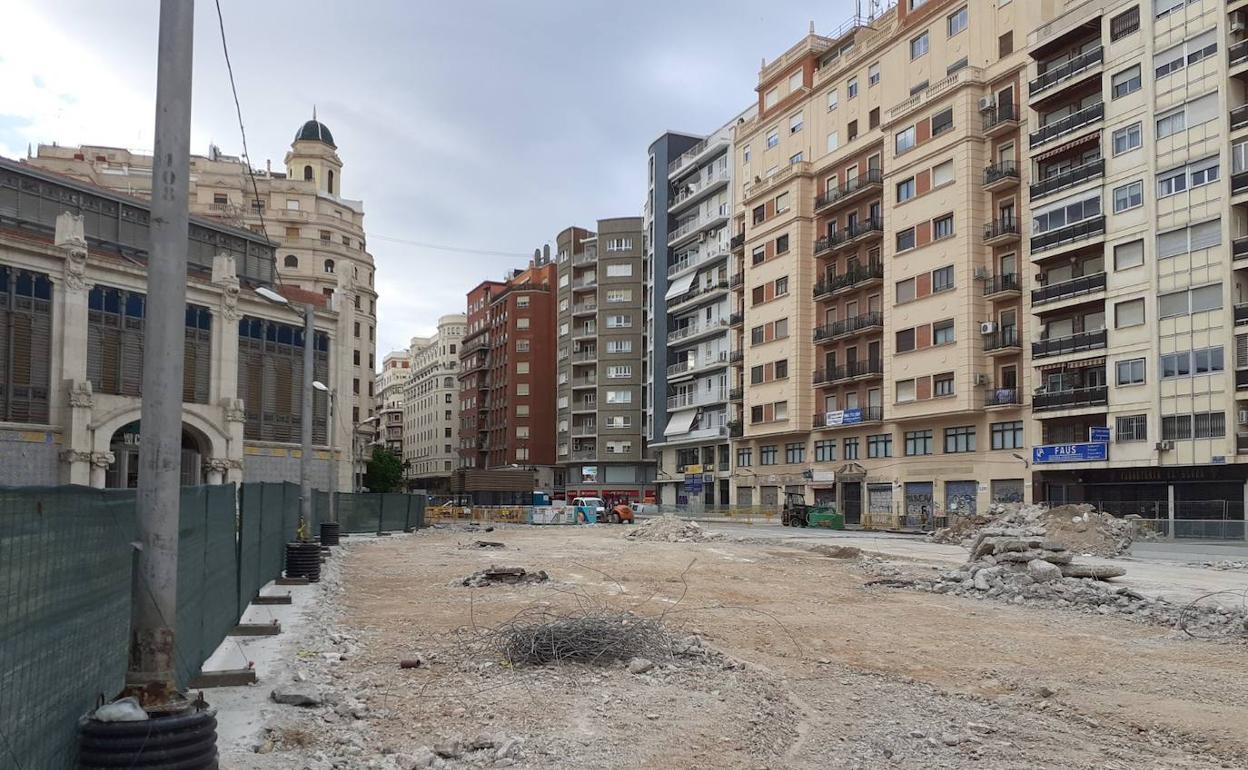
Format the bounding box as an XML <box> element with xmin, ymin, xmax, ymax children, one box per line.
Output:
<box><xmin>312</xmin><ymin>104</ymin><xmax>317</xmax><ymax>121</ymax></box>
<box><xmin>809</xmin><ymin>20</ymin><xmax>815</xmax><ymax>34</ymax></box>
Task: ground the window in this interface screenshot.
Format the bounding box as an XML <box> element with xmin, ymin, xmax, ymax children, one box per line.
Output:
<box><xmin>1113</xmin><ymin>180</ymin><xmax>1143</xmax><ymax>213</ymax></box>
<box><xmin>909</xmin><ymin>0</ymin><xmax>928</xmax><ymax>8</ymax></box>
<box><xmin>1161</xmin><ymin>347</ymin><xmax>1224</xmax><ymax>378</ymax></box>
<box><xmin>932</xmin><ymin>265</ymin><xmax>954</xmax><ymax>292</ymax></box>
<box><xmin>1156</xmin><ymin>30</ymin><xmax>1217</xmax><ymax>79</ymax></box>
<box><xmin>947</xmin><ymin>6</ymin><xmax>968</xmax><ymax>36</ymax></box>
<box><xmin>775</xmin><ymin>191</ymin><xmax>791</xmax><ymax>214</ymax></box>
<box><xmin>790</xmin><ymin>152</ymin><xmax>804</xmax><ymax>165</ymax></box>
<box><xmin>775</xmin><ymin>276</ymin><xmax>789</xmax><ymax>296</ymax></box>
<box><xmin>932</xmin><ymin>160</ymin><xmax>954</xmax><ymax>187</ymax></box>
<box><xmin>848</xmin><ymin>120</ymin><xmax>858</xmax><ymax>140</ymax></box>
<box><xmin>1157</xmin><ymin>109</ymin><xmax>1185</xmax><ymax>139</ymax></box>
<box><xmin>947</xmin><ymin>57</ymin><xmax>969</xmax><ymax>75</ymax></box>
<box><xmin>1033</xmin><ymin>193</ymin><xmax>1101</xmax><ymax>233</ymax></box>
<box><xmin>1111</xmin><ymin>7</ymin><xmax>1140</xmax><ymax>41</ymax></box>
<box><xmin>606</xmin><ymin>339</ymin><xmax>631</xmax><ymax>353</ymax></box>
<box><xmin>1157</xmin><ymin>219</ymin><xmax>1221</xmax><ymax>258</ymax></box>
<box><xmin>933</xmin><ymin>319</ymin><xmax>955</xmax><ymax>345</ymax></box>
<box><xmin>998</xmin><ymin>31</ymin><xmax>1013</xmax><ymax>57</ymax></box>
<box><xmin>934</xmin><ymin>373</ymin><xmax>955</xmax><ymax>396</ymax></box>
<box><xmin>766</xmin><ymin>129</ymin><xmax>779</xmax><ymax>148</ymax></box>
<box><xmin>896</xmin><ymin>328</ymin><xmax>916</xmax><ymax>353</ymax></box>
<box><xmin>867</xmin><ymin>434</ymin><xmax>892</xmax><ymax>458</ymax></box>
<box><xmin>1115</xmin><ymin>298</ymin><xmax>1145</xmax><ymax>328</ymax></box>
<box><xmin>897</xmin><ymin>177</ymin><xmax>916</xmax><ymax>202</ymax></box>
<box><xmin>606</xmin><ymin>237</ymin><xmax>633</xmax><ymax>251</ymax></box>
<box><xmin>868</xmin><ymin>62</ymin><xmax>880</xmax><ymax>86</ymax></box>
<box><xmin>844</xmin><ymin>437</ymin><xmax>860</xmax><ymax>460</ymax></box>
<box><xmin>933</xmin><ymin>214</ymin><xmax>954</xmax><ymax>240</ymax></box>
<box><xmin>607</xmin><ymin>365</ymin><xmax>632</xmax><ymax>379</ymax></box>
<box><xmin>606</xmin><ymin>314</ymin><xmax>632</xmax><ymax>328</ymax></box>
<box><xmin>606</xmin><ymin>263</ymin><xmax>633</xmax><ymax>278</ymax></box>
<box><xmin>775</xmin><ymin>234</ymin><xmax>790</xmax><ymax>254</ymax></box>
<box><xmin>1159</xmin><ymin>157</ymin><xmax>1220</xmax><ymax>197</ymax></box>
<box><xmin>736</xmin><ymin>448</ymin><xmax>753</xmax><ymax>467</ymax></box>
<box><xmin>1111</xmin><ymin>65</ymin><xmax>1141</xmax><ymax>99</ymax></box>
<box><xmin>517</xmin><ymin>339</ymin><xmax>531</xmax><ymax>352</ymax></box>
<box><xmin>517</xmin><ymin>383</ymin><xmax>530</xmax><ymax>396</ymax></box>
<box><xmin>896</xmin><ymin>227</ymin><xmax>916</xmax><ymax>251</ymax></box>
<box><xmin>1114</xmin><ymin>239</ymin><xmax>1144</xmax><ymax>270</ymax></box>
<box><xmin>847</xmin><ymin>77</ymin><xmax>859</xmax><ymax>99</ymax></box>
<box><xmin>1113</xmin><ymin>123</ymin><xmax>1142</xmax><ymax>155</ymax></box>
<box><xmin>606</xmin><ymin>289</ymin><xmax>632</xmax><ymax>303</ymax></box>
<box><xmin>789</xmin><ymin>112</ymin><xmax>803</xmax><ymax>134</ymax></box>
<box><xmin>323</xmin><ymin>259</ymin><xmax>335</xmax><ymax>273</ymax></box>
<box><xmin>931</xmin><ymin>108</ymin><xmax>954</xmax><ymax>137</ymax></box>
<box><xmin>285</xmin><ymin>199</ymin><xmax>300</xmax><ymax>211</ymax></box>
<box><xmin>896</xmin><ymin>379</ymin><xmax>916</xmax><ymax>402</ymax></box>
<box><xmin>517</xmin><ymin>361</ymin><xmax>530</xmax><ymax>374</ymax></box>
<box><xmin>944</xmin><ymin>426</ymin><xmax>975</xmax><ymax>453</ymax></box>
<box><xmin>826</xmin><ymin>132</ymin><xmax>840</xmax><ymax>153</ymax></box>
<box><xmin>760</xmin><ymin>445</ymin><xmax>778</xmax><ymax>465</ymax></box>
<box><xmin>905</xmin><ymin>430</ymin><xmax>933</xmax><ymax>456</ymax></box>
<box><xmin>605</xmin><ymin>389</ymin><xmax>632</xmax><ymax>404</ymax></box>
<box><xmin>1159</xmin><ymin>284</ymin><xmax>1222</xmax><ymax>318</ymax></box>
<box><xmin>991</xmin><ymin>421</ymin><xmax>1024</xmax><ymax>450</ymax></box>
<box><xmin>788</xmin><ymin>70</ymin><xmax>802</xmax><ymax>92</ymax></box>
<box><xmin>765</xmin><ymin>88</ymin><xmax>778</xmax><ymax>109</ymax></box>
<box><xmin>1116</xmin><ymin>414</ymin><xmax>1147</xmax><ymax>442</ymax></box>
<box><xmin>895</xmin><ymin>277</ymin><xmax>916</xmax><ymax>303</ymax></box>
<box><xmin>895</xmin><ymin>126</ymin><xmax>916</xmax><ymax>154</ymax></box>
<box><xmin>1163</xmin><ymin>412</ymin><xmax>1225</xmax><ymax>439</ymax></box>
<box><xmin>785</xmin><ymin>443</ymin><xmax>806</xmax><ymax>464</ymax></box>
<box><xmin>516</xmin><ymin>317</ymin><xmax>530</xmax><ymax>329</ymax></box>
<box><xmin>910</xmin><ymin>31</ymin><xmax>929</xmax><ymax>59</ymax></box>
<box><xmin>752</xmin><ymin>245</ymin><xmax>766</xmax><ymax>266</ymax></box>
<box><xmin>827</xmin><ymin>89</ymin><xmax>839</xmax><ymax>111</ymax></box>
<box><xmin>742</xmin><ymin>145</ymin><xmax>751</xmax><ymax>165</ymax></box>
<box><xmin>910</xmin><ymin>80</ymin><xmax>929</xmax><ymax>96</ymax></box>
<box><xmin>1116</xmin><ymin>358</ymin><xmax>1146</xmax><ymax>385</ymax></box>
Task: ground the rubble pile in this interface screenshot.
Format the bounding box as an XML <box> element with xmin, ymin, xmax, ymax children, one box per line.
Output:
<box><xmin>625</xmin><ymin>515</ymin><xmax>719</xmax><ymax>543</ymax></box>
<box><xmin>457</xmin><ymin>565</ymin><xmax>549</xmax><ymax>587</ymax></box>
<box><xmin>930</xmin><ymin>503</ymin><xmax>1139</xmax><ymax>557</ymax></box>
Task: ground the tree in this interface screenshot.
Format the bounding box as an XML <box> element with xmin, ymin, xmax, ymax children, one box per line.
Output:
<box><xmin>363</xmin><ymin>447</ymin><xmax>403</xmax><ymax>493</ymax></box>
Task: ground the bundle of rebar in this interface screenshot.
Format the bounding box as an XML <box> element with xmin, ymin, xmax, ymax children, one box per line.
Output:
<box><xmin>487</xmin><ymin>607</ymin><xmax>673</xmax><ymax>666</ymax></box>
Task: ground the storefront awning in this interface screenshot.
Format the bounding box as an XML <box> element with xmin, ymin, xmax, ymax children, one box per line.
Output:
<box><xmin>1034</xmin><ymin>131</ymin><xmax>1099</xmax><ymax>162</ymax></box>
<box><xmin>663</xmin><ymin>409</ymin><xmax>698</xmax><ymax>436</ymax></box>
<box><xmin>664</xmin><ymin>272</ymin><xmax>696</xmax><ymax>301</ymax></box>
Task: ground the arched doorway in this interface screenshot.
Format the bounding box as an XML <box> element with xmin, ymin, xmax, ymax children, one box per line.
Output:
<box><xmin>104</xmin><ymin>421</ymin><xmax>209</xmax><ymax>488</ymax></box>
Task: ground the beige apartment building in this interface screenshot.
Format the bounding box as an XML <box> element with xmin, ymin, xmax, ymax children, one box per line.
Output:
<box><xmin>730</xmin><ymin>0</ymin><xmax>1049</xmax><ymax>520</ymax></box>
<box><xmin>28</xmin><ymin>116</ymin><xmax>380</xmax><ymax>448</ymax></box>
<box><xmin>555</xmin><ymin>219</ymin><xmax>656</xmax><ymax>500</ymax></box>
<box><xmin>374</xmin><ymin>349</ymin><xmax>410</xmax><ymax>458</ymax></box>
<box><xmin>403</xmin><ymin>314</ymin><xmax>466</xmax><ymax>493</ymax></box>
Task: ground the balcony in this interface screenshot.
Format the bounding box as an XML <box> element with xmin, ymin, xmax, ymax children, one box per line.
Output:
<box><xmin>982</xmin><ymin>273</ymin><xmax>1021</xmax><ymax>298</ymax></box>
<box><xmin>813</xmin><ymin>358</ymin><xmax>884</xmax><ymax>386</ymax></box>
<box><xmin>571</xmin><ymin>400</ymin><xmax>598</xmax><ymax>414</ymax></box>
<box><xmin>669</xmin><ymin>168</ymin><xmax>730</xmax><ymax>212</ymax></box>
<box><xmin>983</xmin><ymin>161</ymin><xmax>1019</xmax><ymax>191</ymax></box>
<box><xmin>1235</xmin><ymin>168</ymin><xmax>1248</xmax><ymax>196</ymax></box>
<box><xmin>572</xmin><ymin>252</ymin><xmax>596</xmax><ymax>266</ymax></box>
<box><xmin>668</xmin><ymin>206</ymin><xmax>730</xmax><ymax>247</ymax></box>
<box><xmin>730</xmin><ymin>232</ymin><xmax>745</xmax><ymax>251</ymax></box>
<box><xmin>668</xmin><ymin>279</ymin><xmax>730</xmax><ymax>311</ymax></box>
<box><xmin>811</xmin><ymin>406</ymin><xmax>883</xmax><ymax>429</ymax></box>
<box><xmin>983</xmin><ymin>218</ymin><xmax>1021</xmax><ymax>245</ymax></box>
<box><xmin>1032</xmin><ymin>272</ymin><xmax>1106</xmax><ymax>306</ymax></box>
<box><xmin>667</xmin><ymin>388</ymin><xmax>728</xmax><ymax>411</ymax></box>
<box><xmin>572</xmin><ymin>349</ymin><xmax>597</xmax><ymax>363</ymax></box>
<box><xmin>572</xmin><ymin>324</ymin><xmax>598</xmax><ymax>339</ymax></box>
<box><xmin>729</xmin><ymin>350</ymin><xmax>744</xmax><ymax>364</ymax></box>
<box><xmin>813</xmin><ymin>311</ymin><xmax>883</xmax><ymax>344</ymax></box>
<box><xmin>1236</xmin><ymin>303</ymin><xmax>1248</xmax><ymax>326</ymax></box>
<box><xmin>1233</xmin><ymin>105</ymin><xmax>1248</xmax><ymax>132</ymax></box>
<box><xmin>1029</xmin><ymin>102</ymin><xmax>1104</xmax><ymax>149</ymax></box>
<box><xmin>1235</xmin><ymin>237</ymin><xmax>1248</xmax><ymax>262</ymax></box>
<box><xmin>1033</xmin><ymin>385</ymin><xmax>1108</xmax><ymax>412</ymax></box>
<box><xmin>729</xmin><ymin>272</ymin><xmax>744</xmax><ymax>290</ymax></box>
<box><xmin>814</xmin><ymin>218</ymin><xmax>884</xmax><ymax>256</ymax></box>
<box><xmin>667</xmin><ymin>240</ymin><xmax>730</xmax><ymax>279</ymax></box>
<box><xmin>985</xmin><ymin>387</ymin><xmax>1022</xmax><ymax>408</ymax></box>
<box><xmin>982</xmin><ymin>105</ymin><xmax>1020</xmax><ymax>137</ymax></box>
<box><xmin>1031</xmin><ymin>216</ymin><xmax>1105</xmax><ymax>254</ymax></box>
<box><xmin>572</xmin><ymin>302</ymin><xmax>597</xmax><ymax>316</ymax></box>
<box><xmin>814</xmin><ymin>169</ymin><xmax>883</xmax><ymax>212</ymax></box>
<box><xmin>571</xmin><ymin>377</ymin><xmax>597</xmax><ymax>389</ymax></box>
<box><xmin>572</xmin><ymin>423</ymin><xmax>597</xmax><ymax>437</ymax></box>
<box><xmin>1030</xmin><ymin>158</ymin><xmax>1104</xmax><ymax>201</ymax></box>
<box><xmin>573</xmin><ymin>276</ymin><xmax>598</xmax><ymax>290</ymax></box>
<box><xmin>983</xmin><ymin>328</ymin><xmax>1022</xmax><ymax>354</ymax></box>
<box><xmin>668</xmin><ymin>351</ymin><xmax>730</xmax><ymax>379</ymax></box>
<box><xmin>729</xmin><ymin>387</ymin><xmax>743</xmax><ymax>401</ymax></box>
<box><xmin>728</xmin><ymin>420</ymin><xmax>743</xmax><ymax>438</ymax></box>
<box><xmin>1237</xmin><ymin>368</ymin><xmax>1248</xmax><ymax>390</ymax></box>
<box><xmin>813</xmin><ymin>261</ymin><xmax>884</xmax><ymax>299</ymax></box>
<box><xmin>1032</xmin><ymin>328</ymin><xmax>1107</xmax><ymax>359</ymax></box>
<box><xmin>571</xmin><ymin>449</ymin><xmax>597</xmax><ymax>462</ymax></box>
<box><xmin>667</xmin><ymin>318</ymin><xmax>729</xmax><ymax>346</ymax></box>
<box><xmin>729</xmin><ymin>311</ymin><xmax>744</xmax><ymax>327</ymax></box>
<box><xmin>668</xmin><ymin>135</ymin><xmax>726</xmax><ymax>178</ymax></box>
<box><xmin>1030</xmin><ymin>47</ymin><xmax>1103</xmax><ymax>97</ymax></box>
<box><xmin>1232</xmin><ymin>39</ymin><xmax>1248</xmax><ymax>68</ymax></box>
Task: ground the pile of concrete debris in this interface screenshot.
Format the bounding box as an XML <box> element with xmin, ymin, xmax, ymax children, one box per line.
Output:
<box><xmin>457</xmin><ymin>566</ymin><xmax>549</xmax><ymax>587</ymax></box>
<box><xmin>931</xmin><ymin>503</ymin><xmax>1139</xmax><ymax>557</ymax></box>
<box><xmin>625</xmin><ymin>515</ymin><xmax>719</xmax><ymax>543</ymax></box>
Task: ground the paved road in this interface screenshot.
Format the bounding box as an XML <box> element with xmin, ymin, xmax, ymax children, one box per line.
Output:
<box><xmin>701</xmin><ymin>521</ymin><xmax>1248</xmax><ymax>606</ymax></box>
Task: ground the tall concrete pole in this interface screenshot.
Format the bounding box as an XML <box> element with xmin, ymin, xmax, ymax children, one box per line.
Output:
<box><xmin>327</xmin><ymin>389</ymin><xmax>338</xmax><ymax>522</ymax></box>
<box><xmin>301</xmin><ymin>302</ymin><xmax>315</xmax><ymax>536</ymax></box>
<box><xmin>128</xmin><ymin>0</ymin><xmax>193</xmax><ymax>703</ymax></box>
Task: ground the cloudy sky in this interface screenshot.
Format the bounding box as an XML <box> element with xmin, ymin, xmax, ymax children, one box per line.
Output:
<box><xmin>2</xmin><ymin>0</ymin><xmax>860</xmax><ymax>359</ymax></box>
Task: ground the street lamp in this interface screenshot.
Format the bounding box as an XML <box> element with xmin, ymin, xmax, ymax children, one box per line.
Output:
<box><xmin>256</xmin><ymin>286</ymin><xmax>316</xmax><ymax>540</ymax></box>
<box><xmin>355</xmin><ymin>414</ymin><xmax>380</xmax><ymax>492</ymax></box>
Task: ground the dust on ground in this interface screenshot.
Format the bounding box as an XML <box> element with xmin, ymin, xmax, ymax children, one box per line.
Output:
<box><xmin>230</xmin><ymin>525</ymin><xmax>1248</xmax><ymax>770</ymax></box>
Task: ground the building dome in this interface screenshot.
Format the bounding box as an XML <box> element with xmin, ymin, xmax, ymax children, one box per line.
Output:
<box><xmin>295</xmin><ymin>118</ymin><xmax>335</xmax><ymax>148</ymax></box>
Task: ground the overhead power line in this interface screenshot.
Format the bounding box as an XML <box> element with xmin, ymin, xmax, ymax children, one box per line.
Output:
<box><xmin>367</xmin><ymin>233</ymin><xmax>534</xmax><ymax>259</ymax></box>
<box><xmin>213</xmin><ymin>0</ymin><xmax>269</xmax><ymax>242</ymax></box>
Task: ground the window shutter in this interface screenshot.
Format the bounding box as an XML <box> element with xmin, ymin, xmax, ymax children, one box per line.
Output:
<box><xmin>1157</xmin><ymin>228</ymin><xmax>1188</xmax><ymax>258</ymax></box>
<box><xmin>1237</xmin><ymin>334</ymin><xmax>1248</xmax><ymax>369</ymax></box>
<box><xmin>1189</xmin><ymin>219</ymin><xmax>1221</xmax><ymax>251</ymax></box>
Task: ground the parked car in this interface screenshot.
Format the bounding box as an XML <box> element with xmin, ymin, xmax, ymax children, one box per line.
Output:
<box><xmin>571</xmin><ymin>497</ymin><xmax>606</xmax><ymax>523</ymax></box>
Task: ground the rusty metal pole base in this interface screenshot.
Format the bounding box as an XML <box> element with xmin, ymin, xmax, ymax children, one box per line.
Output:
<box><xmin>122</xmin><ymin>627</ymin><xmax>183</xmax><ymax>710</ymax></box>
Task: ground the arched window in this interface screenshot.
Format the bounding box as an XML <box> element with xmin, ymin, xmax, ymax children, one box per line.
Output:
<box><xmin>324</xmin><ymin>259</ymin><xmax>335</xmax><ymax>274</ymax></box>
<box><xmin>327</xmin><ymin>169</ymin><xmax>335</xmax><ymax>195</ymax></box>
<box><xmin>283</xmin><ymin>254</ymin><xmax>298</xmax><ymax>268</ymax></box>
<box><xmin>303</xmin><ymin>165</ymin><xmax>314</xmax><ymax>181</ymax></box>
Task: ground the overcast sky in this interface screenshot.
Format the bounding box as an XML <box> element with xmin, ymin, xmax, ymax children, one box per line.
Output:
<box><xmin>2</xmin><ymin>0</ymin><xmax>860</xmax><ymax>360</ymax></box>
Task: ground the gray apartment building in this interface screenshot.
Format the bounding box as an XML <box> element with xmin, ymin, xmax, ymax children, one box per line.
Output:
<box><xmin>555</xmin><ymin>219</ymin><xmax>655</xmax><ymax>501</ymax></box>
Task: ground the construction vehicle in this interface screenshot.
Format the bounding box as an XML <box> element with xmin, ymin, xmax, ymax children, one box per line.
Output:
<box><xmin>781</xmin><ymin>491</ymin><xmax>810</xmax><ymax>527</ymax></box>
<box><xmin>606</xmin><ymin>500</ymin><xmax>635</xmax><ymax>524</ymax></box>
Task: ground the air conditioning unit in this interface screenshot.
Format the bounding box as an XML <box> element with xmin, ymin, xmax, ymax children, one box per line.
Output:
<box><xmin>1155</xmin><ymin>440</ymin><xmax>1174</xmax><ymax>452</ymax></box>
<box><xmin>980</xmin><ymin>321</ymin><xmax>997</xmax><ymax>335</ymax></box>
<box><xmin>973</xmin><ymin>373</ymin><xmax>989</xmax><ymax>386</ymax></box>
<box><xmin>1232</xmin><ymin>11</ymin><xmax>1247</xmax><ymax>32</ymax></box>
<box><xmin>978</xmin><ymin>96</ymin><xmax>997</xmax><ymax>112</ymax></box>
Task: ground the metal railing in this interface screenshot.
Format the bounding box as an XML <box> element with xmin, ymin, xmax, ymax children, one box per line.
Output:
<box><xmin>982</xmin><ymin>104</ymin><xmax>1019</xmax><ymax>132</ymax></box>
<box><xmin>1231</xmin><ymin>40</ymin><xmax>1248</xmax><ymax>67</ymax></box>
<box><xmin>1030</xmin><ymin>46</ymin><xmax>1103</xmax><ymax>96</ymax></box>
<box><xmin>811</xmin><ymin>406</ymin><xmax>883</xmax><ymax>428</ymax></box>
<box><xmin>1234</xmin><ymin>237</ymin><xmax>1248</xmax><ymax>261</ymax></box>
<box><xmin>1030</xmin><ymin>158</ymin><xmax>1104</xmax><ymax>200</ymax></box>
<box><xmin>1031</xmin><ymin>216</ymin><xmax>1105</xmax><ymax>253</ymax></box>
<box><xmin>984</xmin><ymin>160</ymin><xmax>1019</xmax><ymax>186</ymax></box>
<box><xmin>668</xmin><ymin>279</ymin><xmax>730</xmax><ymax>308</ymax></box>
<box><xmin>1032</xmin><ymin>328</ymin><xmax>1107</xmax><ymax>358</ymax></box>
<box><xmin>669</xmin><ymin>168</ymin><xmax>730</xmax><ymax>210</ymax></box>
<box><xmin>667</xmin><ymin>388</ymin><xmax>728</xmax><ymax>410</ymax></box>
<box><xmin>813</xmin><ymin>311</ymin><xmax>883</xmax><ymax>342</ymax></box>
<box><xmin>985</xmin><ymin>387</ymin><xmax>1021</xmax><ymax>407</ymax></box>
<box><xmin>813</xmin><ymin>262</ymin><xmax>884</xmax><ymax>297</ymax></box>
<box><xmin>1029</xmin><ymin>101</ymin><xmax>1104</xmax><ymax>148</ymax></box>
<box><xmin>814</xmin><ymin>169</ymin><xmax>883</xmax><ymax>210</ymax></box>
<box><xmin>1033</xmin><ymin>384</ymin><xmax>1108</xmax><ymax>411</ymax></box>
<box><xmin>982</xmin><ymin>274</ymin><xmax>1020</xmax><ymax>296</ymax></box>
<box><xmin>1236</xmin><ymin>303</ymin><xmax>1248</xmax><ymax>325</ymax></box>
<box><xmin>571</xmin><ymin>302</ymin><xmax>597</xmax><ymax>314</ymax></box>
<box><xmin>729</xmin><ymin>311</ymin><xmax>744</xmax><ymax>326</ymax></box>
<box><xmin>1032</xmin><ymin>271</ymin><xmax>1106</xmax><ymax>305</ymax></box>
<box><xmin>667</xmin><ymin>318</ymin><xmax>729</xmax><ymax>345</ymax></box>
<box><xmin>813</xmin><ymin>358</ymin><xmax>884</xmax><ymax>385</ymax></box>
<box><xmin>1232</xmin><ymin>104</ymin><xmax>1248</xmax><ymax>131</ymax></box>
<box><xmin>730</xmin><ymin>232</ymin><xmax>745</xmax><ymax>250</ymax></box>
<box><xmin>983</xmin><ymin>328</ymin><xmax>1020</xmax><ymax>352</ymax></box>
<box><xmin>983</xmin><ymin>218</ymin><xmax>1020</xmax><ymax>242</ymax></box>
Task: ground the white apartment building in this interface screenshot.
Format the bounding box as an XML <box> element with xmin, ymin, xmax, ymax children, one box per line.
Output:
<box><xmin>403</xmin><ymin>314</ymin><xmax>467</xmax><ymax>493</ymax></box>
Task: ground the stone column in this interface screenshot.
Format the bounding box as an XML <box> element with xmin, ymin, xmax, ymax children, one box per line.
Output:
<box><xmin>88</xmin><ymin>451</ymin><xmax>114</xmax><ymax>489</ymax></box>
<box><xmin>53</xmin><ymin>213</ymin><xmax>96</xmax><ymax>484</ymax></box>
<box><xmin>204</xmin><ymin>457</ymin><xmax>230</xmax><ymax>485</ymax></box>
<box><xmin>210</xmin><ymin>253</ymin><xmax>241</xmax><ymax>406</ymax></box>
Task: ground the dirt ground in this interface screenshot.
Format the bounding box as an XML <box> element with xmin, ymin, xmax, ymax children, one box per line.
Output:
<box><xmin>238</xmin><ymin>524</ymin><xmax>1248</xmax><ymax>769</ymax></box>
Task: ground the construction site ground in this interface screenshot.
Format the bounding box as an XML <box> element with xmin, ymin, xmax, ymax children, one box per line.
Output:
<box><xmin>219</xmin><ymin>524</ymin><xmax>1248</xmax><ymax>770</ymax></box>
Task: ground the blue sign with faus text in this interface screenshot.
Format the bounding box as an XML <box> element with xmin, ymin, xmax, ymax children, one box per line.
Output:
<box><xmin>1032</xmin><ymin>442</ymin><xmax>1108</xmax><ymax>464</ymax></box>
